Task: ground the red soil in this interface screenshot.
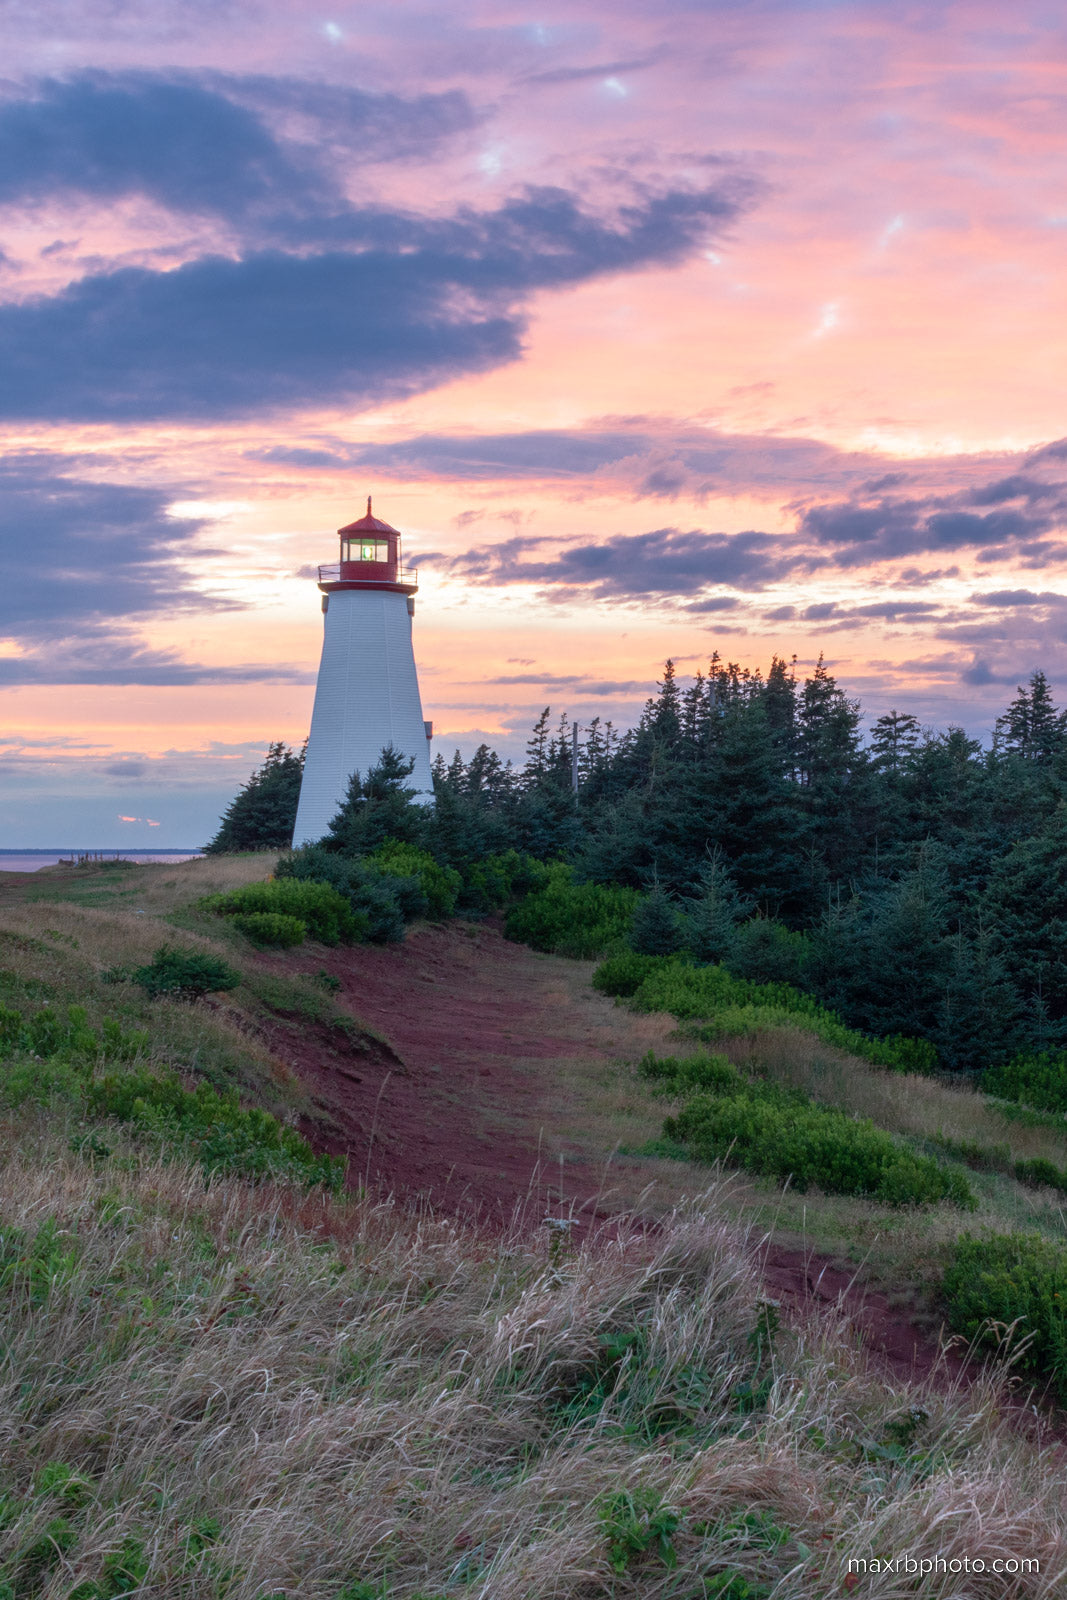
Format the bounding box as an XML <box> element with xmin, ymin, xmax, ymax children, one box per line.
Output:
<box><xmin>255</xmin><ymin>918</ymin><xmax>1013</xmax><ymax>1397</ymax></box>
<box><xmin>276</xmin><ymin>918</ymin><xmax>631</xmax><ymax>1225</ymax></box>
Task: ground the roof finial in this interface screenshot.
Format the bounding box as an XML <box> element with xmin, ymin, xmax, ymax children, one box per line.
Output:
<box><xmin>367</xmin><ymin>494</ymin><xmax>372</xmax><ymax>517</ymax></box>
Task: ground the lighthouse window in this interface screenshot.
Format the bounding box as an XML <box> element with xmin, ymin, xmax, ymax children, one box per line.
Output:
<box><xmin>342</xmin><ymin>539</ymin><xmax>390</xmax><ymax>563</ymax></box>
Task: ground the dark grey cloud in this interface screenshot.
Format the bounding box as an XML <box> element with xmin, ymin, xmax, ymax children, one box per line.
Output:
<box><xmin>0</xmin><ymin>463</ymin><xmax>214</xmax><ymax>630</ymax></box>
<box><xmin>448</xmin><ymin>525</ymin><xmax>802</xmax><ymax>597</ymax></box>
<box><xmin>684</xmin><ymin>595</ymin><xmax>743</xmax><ymax>612</ymax></box>
<box><xmin>797</xmin><ymin>471</ymin><xmax>1067</xmax><ymax>566</ymax></box>
<box><xmin>0</xmin><ymin>73</ymin><xmax>478</xmax><ymax>222</ymax></box>
<box><xmin>0</xmin><ymin>184</ymin><xmax>742</xmax><ymax>421</ymax></box>
<box><xmin>0</xmin><ymin>458</ymin><xmax>315</xmax><ymax>684</ymax></box>
<box><xmin>485</xmin><ymin>673</ymin><xmax>649</xmax><ymax>693</ymax></box>
<box><xmin>344</xmin><ymin>424</ymin><xmax>875</xmax><ymax>491</ymax></box>
<box><xmin>0</xmin><ymin>71</ymin><xmax>746</xmax><ymax>421</ymax></box>
<box><xmin>969</xmin><ymin>588</ymin><xmax>1062</xmax><ymax>607</ymax></box>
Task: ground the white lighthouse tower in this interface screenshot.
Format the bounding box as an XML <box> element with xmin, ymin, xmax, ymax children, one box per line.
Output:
<box><xmin>292</xmin><ymin>499</ymin><xmax>434</xmax><ymax>846</ymax></box>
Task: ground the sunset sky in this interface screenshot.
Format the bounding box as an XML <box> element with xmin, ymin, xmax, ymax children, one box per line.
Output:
<box><xmin>2</xmin><ymin>0</ymin><xmax>1067</xmax><ymax>844</ymax></box>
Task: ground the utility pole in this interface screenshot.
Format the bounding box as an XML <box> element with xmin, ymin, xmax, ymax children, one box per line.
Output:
<box><xmin>571</xmin><ymin>721</ymin><xmax>580</xmax><ymax>794</ymax></box>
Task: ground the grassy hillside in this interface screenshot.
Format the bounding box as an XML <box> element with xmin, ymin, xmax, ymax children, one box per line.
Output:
<box><xmin>0</xmin><ymin>858</ymin><xmax>1065</xmax><ymax>1595</ymax></box>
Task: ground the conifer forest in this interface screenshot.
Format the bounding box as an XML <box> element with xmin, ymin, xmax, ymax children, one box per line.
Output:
<box><xmin>211</xmin><ymin>653</ymin><xmax>1067</xmax><ymax>1081</ymax></box>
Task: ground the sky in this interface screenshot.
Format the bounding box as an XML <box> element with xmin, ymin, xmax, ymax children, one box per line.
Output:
<box><xmin>2</xmin><ymin>0</ymin><xmax>1067</xmax><ymax>844</ymax></box>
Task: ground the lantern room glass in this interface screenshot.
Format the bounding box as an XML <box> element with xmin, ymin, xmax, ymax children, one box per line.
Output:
<box><xmin>342</xmin><ymin>538</ymin><xmax>390</xmax><ymax>563</ymax></box>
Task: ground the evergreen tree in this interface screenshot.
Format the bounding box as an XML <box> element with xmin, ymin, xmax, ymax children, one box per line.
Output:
<box><xmin>683</xmin><ymin>858</ymin><xmax>752</xmax><ymax>964</ymax></box>
<box><xmin>204</xmin><ymin>742</ymin><xmax>304</xmax><ymax>853</ymax></box>
<box><xmin>983</xmin><ymin>803</ymin><xmax>1067</xmax><ymax>1022</ymax></box>
<box><xmin>321</xmin><ymin>746</ymin><xmax>423</xmax><ymax>854</ymax></box>
<box><xmin>795</xmin><ymin>656</ymin><xmax>871</xmax><ymax>885</ymax></box>
<box><xmin>705</xmin><ymin>696</ymin><xmax>806</xmax><ymax>911</ymax></box>
<box><xmin>761</xmin><ymin>654</ymin><xmax>798</xmax><ymax>768</ymax></box>
<box><xmin>524</xmin><ymin>707</ymin><xmax>552</xmax><ymax>784</ymax></box>
<box><xmin>847</xmin><ymin>855</ymin><xmax>952</xmax><ymax>1037</ymax></box>
<box><xmin>629</xmin><ymin>882</ymin><xmax>683</xmax><ymax>955</ymax></box>
<box><xmin>935</xmin><ymin>926</ymin><xmax>1024</xmax><ymax>1073</ymax></box>
<box><xmin>870</xmin><ymin>710</ymin><xmax>921</xmax><ymax>775</ymax></box>
<box><xmin>994</xmin><ymin>670</ymin><xmax>1067</xmax><ymax>763</ymax></box>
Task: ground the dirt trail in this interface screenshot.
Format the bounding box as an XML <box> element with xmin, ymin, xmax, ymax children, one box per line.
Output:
<box><xmin>261</xmin><ymin>919</ymin><xmax>1002</xmax><ymax>1394</ymax></box>
<box><xmin>279</xmin><ymin>918</ymin><xmax>672</xmax><ymax>1224</ymax></box>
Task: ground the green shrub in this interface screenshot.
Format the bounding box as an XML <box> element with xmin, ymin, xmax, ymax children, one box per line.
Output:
<box><xmin>89</xmin><ymin>1067</ymin><xmax>343</xmax><ymax>1189</ymax></box>
<box><xmin>505</xmin><ymin>865</ymin><xmax>639</xmax><ymax>958</ymax></box>
<box><xmin>642</xmin><ymin>1050</ymin><xmax>974</xmax><ymax>1209</ymax></box>
<box><xmin>206</xmin><ymin>879</ymin><xmax>359</xmax><ymax>945</ymax></box>
<box><xmin>0</xmin><ymin>1003</ymin><xmax>147</xmax><ymax>1063</ymax></box>
<box><xmin>943</xmin><ymin>1233</ymin><xmax>1067</xmax><ymax>1400</ymax></box>
<box><xmin>368</xmin><ymin>839</ymin><xmax>461</xmax><ymax>919</ymax></box>
<box><xmin>728</xmin><ymin>917</ymin><xmax>811</xmax><ymax>987</ymax></box>
<box><xmin>1014</xmin><ymin>1157</ymin><xmax>1067</xmax><ymax>1193</ymax></box>
<box><xmin>132</xmin><ymin>947</ymin><xmax>241</xmax><ymax>1000</ymax></box>
<box><xmin>599</xmin><ymin>1487</ymin><xmax>681</xmax><ymax>1573</ymax></box>
<box><xmin>592</xmin><ymin>951</ymin><xmax>673</xmax><ymax>998</ymax></box>
<box><xmin>459</xmin><ymin>849</ymin><xmax>549</xmax><ymax>913</ymax></box>
<box><xmin>599</xmin><ymin>958</ymin><xmax>938</xmax><ymax>1074</ymax></box>
<box><xmin>638</xmin><ymin>1050</ymin><xmax>742</xmax><ymax>1097</ymax></box>
<box><xmin>984</xmin><ymin>1050</ymin><xmax>1067</xmax><ymax>1114</ymax></box>
<box><xmin>274</xmin><ymin>848</ymin><xmax>410</xmax><ymax>942</ymax></box>
<box><xmin>231</xmin><ymin>912</ymin><xmax>307</xmax><ymax>948</ymax></box>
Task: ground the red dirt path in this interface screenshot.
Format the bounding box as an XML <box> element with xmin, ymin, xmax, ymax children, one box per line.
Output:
<box><xmin>265</xmin><ymin>922</ymin><xmax>1004</xmax><ymax>1396</ymax></box>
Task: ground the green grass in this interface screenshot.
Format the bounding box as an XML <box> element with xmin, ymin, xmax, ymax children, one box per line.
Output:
<box><xmin>0</xmin><ymin>856</ymin><xmax>1065</xmax><ymax>1596</ymax></box>
<box><xmin>594</xmin><ymin>953</ymin><xmax>937</xmax><ymax>1073</ymax></box>
<box><xmin>640</xmin><ymin>1052</ymin><xmax>975</xmax><ymax>1209</ymax></box>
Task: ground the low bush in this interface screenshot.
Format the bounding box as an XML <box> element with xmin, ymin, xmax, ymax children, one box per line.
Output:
<box><xmin>0</xmin><ymin>1003</ymin><xmax>148</xmax><ymax>1063</ymax></box>
<box><xmin>206</xmin><ymin>879</ymin><xmax>359</xmax><ymax>945</ymax></box>
<box><xmin>942</xmin><ymin>1233</ymin><xmax>1067</xmax><ymax>1400</ymax></box>
<box><xmin>88</xmin><ymin>1067</ymin><xmax>343</xmax><ymax>1188</ymax></box>
<box><xmin>727</xmin><ymin>917</ymin><xmax>811</xmax><ymax>987</ymax></box>
<box><xmin>592</xmin><ymin>951</ymin><xmax>672</xmax><ymax>998</ymax></box>
<box><xmin>367</xmin><ymin>840</ymin><xmax>461</xmax><ymax>920</ymax></box>
<box><xmin>230</xmin><ymin>911</ymin><xmax>306</xmax><ymax>948</ymax></box>
<box><xmin>0</xmin><ymin>1002</ymin><xmax>339</xmax><ymax>1189</ymax></box>
<box><xmin>128</xmin><ymin>947</ymin><xmax>241</xmax><ymax>1001</ymax></box>
<box><xmin>457</xmin><ymin>848</ymin><xmax>550</xmax><ymax>914</ymax></box>
<box><xmin>505</xmin><ymin>865</ymin><xmax>640</xmax><ymax>958</ymax></box>
<box><xmin>1014</xmin><ymin>1156</ymin><xmax>1067</xmax><ymax>1194</ymax></box>
<box><xmin>275</xmin><ymin>848</ymin><xmax>412</xmax><ymax>942</ymax></box>
<box><xmin>642</xmin><ymin>1051</ymin><xmax>975</xmax><ymax>1208</ymax></box>
<box><xmin>639</xmin><ymin>1049</ymin><xmax>743</xmax><ymax>1097</ymax></box>
<box><xmin>594</xmin><ymin>955</ymin><xmax>938</xmax><ymax>1074</ymax></box>
<box><xmin>984</xmin><ymin>1050</ymin><xmax>1067</xmax><ymax>1114</ymax></box>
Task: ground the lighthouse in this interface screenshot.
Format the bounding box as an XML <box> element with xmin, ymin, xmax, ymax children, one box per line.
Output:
<box><xmin>292</xmin><ymin>499</ymin><xmax>434</xmax><ymax>847</ymax></box>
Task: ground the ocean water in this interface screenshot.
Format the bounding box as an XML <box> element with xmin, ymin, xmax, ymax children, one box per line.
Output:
<box><xmin>0</xmin><ymin>850</ymin><xmax>203</xmax><ymax>874</ymax></box>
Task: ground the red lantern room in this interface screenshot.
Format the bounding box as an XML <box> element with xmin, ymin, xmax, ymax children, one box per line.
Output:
<box><xmin>317</xmin><ymin>497</ymin><xmax>418</xmax><ymax>597</ymax></box>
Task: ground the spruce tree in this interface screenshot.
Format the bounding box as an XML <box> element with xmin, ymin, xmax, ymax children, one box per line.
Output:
<box><xmin>321</xmin><ymin>746</ymin><xmax>422</xmax><ymax>854</ymax></box>
<box><xmin>629</xmin><ymin>882</ymin><xmax>683</xmax><ymax>956</ymax></box>
<box><xmin>204</xmin><ymin>742</ymin><xmax>304</xmax><ymax>853</ymax></box>
<box><xmin>683</xmin><ymin>858</ymin><xmax>752</xmax><ymax>964</ymax></box>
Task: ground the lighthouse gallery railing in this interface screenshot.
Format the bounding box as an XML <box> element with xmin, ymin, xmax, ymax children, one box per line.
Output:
<box><xmin>317</xmin><ymin>563</ymin><xmax>418</xmax><ymax>586</ymax></box>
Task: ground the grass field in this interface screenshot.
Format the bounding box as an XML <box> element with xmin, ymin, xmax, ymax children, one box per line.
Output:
<box><xmin>0</xmin><ymin>856</ymin><xmax>1065</xmax><ymax>1596</ymax></box>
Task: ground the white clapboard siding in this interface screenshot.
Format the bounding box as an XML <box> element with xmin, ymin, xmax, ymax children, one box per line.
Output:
<box><xmin>293</xmin><ymin>589</ymin><xmax>433</xmax><ymax>846</ymax></box>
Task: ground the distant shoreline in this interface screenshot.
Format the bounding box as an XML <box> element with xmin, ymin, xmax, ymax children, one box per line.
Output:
<box><xmin>0</xmin><ymin>850</ymin><xmax>204</xmax><ymax>873</ymax></box>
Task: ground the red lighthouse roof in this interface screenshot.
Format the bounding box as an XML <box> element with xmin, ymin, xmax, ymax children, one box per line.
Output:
<box><xmin>338</xmin><ymin>495</ymin><xmax>400</xmax><ymax>538</ymax></box>
<box><xmin>317</xmin><ymin>495</ymin><xmax>418</xmax><ymax>597</ymax></box>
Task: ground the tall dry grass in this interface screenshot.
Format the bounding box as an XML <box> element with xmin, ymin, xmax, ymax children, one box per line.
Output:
<box><xmin>0</xmin><ymin>1110</ymin><xmax>1064</xmax><ymax>1598</ymax></box>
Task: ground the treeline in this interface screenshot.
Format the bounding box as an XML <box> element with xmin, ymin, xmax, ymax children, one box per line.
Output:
<box><xmin>208</xmin><ymin>652</ymin><xmax>1067</xmax><ymax>1074</ymax></box>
